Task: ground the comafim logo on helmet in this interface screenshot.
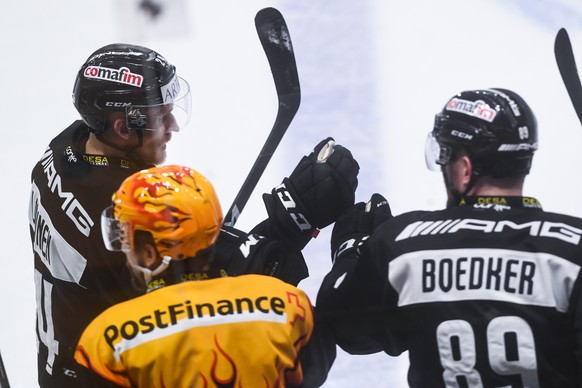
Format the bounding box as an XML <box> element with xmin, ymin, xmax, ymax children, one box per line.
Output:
<box><xmin>446</xmin><ymin>98</ymin><xmax>497</xmax><ymax>123</ymax></box>
<box><xmin>84</xmin><ymin>66</ymin><xmax>143</xmax><ymax>88</ymax></box>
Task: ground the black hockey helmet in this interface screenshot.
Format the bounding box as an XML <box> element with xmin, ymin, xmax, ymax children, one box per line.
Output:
<box><xmin>72</xmin><ymin>43</ymin><xmax>191</xmax><ymax>133</ymax></box>
<box><xmin>425</xmin><ymin>88</ymin><xmax>538</xmax><ymax>178</ymax></box>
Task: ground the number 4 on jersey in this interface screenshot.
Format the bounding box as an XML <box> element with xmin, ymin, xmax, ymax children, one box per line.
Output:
<box><xmin>35</xmin><ymin>270</ymin><xmax>59</xmax><ymax>375</ymax></box>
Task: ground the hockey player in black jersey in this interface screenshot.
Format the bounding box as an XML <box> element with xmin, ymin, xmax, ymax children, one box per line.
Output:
<box><xmin>29</xmin><ymin>43</ymin><xmax>357</xmax><ymax>387</ymax></box>
<box><xmin>317</xmin><ymin>88</ymin><xmax>582</xmax><ymax>387</ymax></box>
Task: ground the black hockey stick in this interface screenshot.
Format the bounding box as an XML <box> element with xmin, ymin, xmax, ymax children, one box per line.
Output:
<box><xmin>555</xmin><ymin>28</ymin><xmax>582</xmax><ymax>125</ymax></box>
<box><xmin>222</xmin><ymin>7</ymin><xmax>301</xmax><ymax>227</ymax></box>
<box><xmin>0</xmin><ymin>351</ymin><xmax>10</xmax><ymax>388</ymax></box>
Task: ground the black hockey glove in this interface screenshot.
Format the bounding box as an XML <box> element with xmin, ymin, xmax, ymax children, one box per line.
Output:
<box><xmin>263</xmin><ymin>137</ymin><xmax>359</xmax><ymax>247</ymax></box>
<box><xmin>212</xmin><ymin>226</ymin><xmax>309</xmax><ymax>285</ymax></box>
<box><xmin>331</xmin><ymin>193</ymin><xmax>392</xmax><ymax>264</ymax></box>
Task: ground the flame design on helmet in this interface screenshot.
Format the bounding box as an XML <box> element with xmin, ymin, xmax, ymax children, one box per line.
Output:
<box><xmin>112</xmin><ymin>165</ymin><xmax>223</xmax><ymax>260</ymax></box>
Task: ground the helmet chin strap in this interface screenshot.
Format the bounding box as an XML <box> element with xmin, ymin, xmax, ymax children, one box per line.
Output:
<box><xmin>131</xmin><ymin>256</ymin><xmax>172</xmax><ymax>291</ymax></box>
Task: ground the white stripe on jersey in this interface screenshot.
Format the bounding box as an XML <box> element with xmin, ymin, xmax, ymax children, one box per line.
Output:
<box><xmin>388</xmin><ymin>248</ymin><xmax>580</xmax><ymax>312</ymax></box>
<box><xmin>29</xmin><ymin>182</ymin><xmax>87</xmax><ymax>283</ymax></box>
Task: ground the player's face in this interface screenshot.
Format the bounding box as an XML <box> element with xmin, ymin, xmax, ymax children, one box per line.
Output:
<box><xmin>145</xmin><ymin>105</ymin><xmax>179</xmax><ymax>132</ymax></box>
<box><xmin>131</xmin><ymin>105</ymin><xmax>179</xmax><ymax>165</ymax></box>
<box><xmin>134</xmin><ymin>127</ymin><xmax>173</xmax><ymax>165</ymax></box>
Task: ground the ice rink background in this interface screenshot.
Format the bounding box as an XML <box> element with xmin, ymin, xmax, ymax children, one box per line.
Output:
<box><xmin>2</xmin><ymin>0</ymin><xmax>582</xmax><ymax>386</ymax></box>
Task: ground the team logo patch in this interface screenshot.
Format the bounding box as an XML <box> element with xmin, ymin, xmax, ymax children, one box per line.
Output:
<box><xmin>83</xmin><ymin>155</ymin><xmax>109</xmax><ymax>166</ymax></box>
<box><xmin>120</xmin><ymin>159</ymin><xmax>137</xmax><ymax>169</ymax></box>
<box><xmin>84</xmin><ymin>66</ymin><xmax>143</xmax><ymax>87</ymax></box>
<box><xmin>446</xmin><ymin>97</ymin><xmax>497</xmax><ymax>122</ymax></box>
<box><xmin>64</xmin><ymin>146</ymin><xmax>77</xmax><ymax>163</ymax></box>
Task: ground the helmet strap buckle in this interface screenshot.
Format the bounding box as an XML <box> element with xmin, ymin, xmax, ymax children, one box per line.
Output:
<box><xmin>126</xmin><ymin>107</ymin><xmax>147</xmax><ymax>129</ymax></box>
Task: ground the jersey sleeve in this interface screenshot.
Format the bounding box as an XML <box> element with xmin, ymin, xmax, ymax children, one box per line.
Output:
<box><xmin>315</xmin><ymin>240</ymin><xmax>390</xmax><ymax>355</ymax></box>
<box><xmin>74</xmin><ymin>314</ymin><xmax>131</xmax><ymax>388</ymax></box>
<box><xmin>282</xmin><ymin>287</ymin><xmax>317</xmax><ymax>387</ymax></box>
<box><xmin>295</xmin><ymin>306</ymin><xmax>337</xmax><ymax>387</ymax></box>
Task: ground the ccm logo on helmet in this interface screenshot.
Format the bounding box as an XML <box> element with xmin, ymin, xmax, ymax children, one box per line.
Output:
<box><xmin>84</xmin><ymin>66</ymin><xmax>143</xmax><ymax>88</ymax></box>
<box><xmin>105</xmin><ymin>102</ymin><xmax>132</xmax><ymax>107</ymax></box>
<box><xmin>451</xmin><ymin>130</ymin><xmax>473</xmax><ymax>140</ymax></box>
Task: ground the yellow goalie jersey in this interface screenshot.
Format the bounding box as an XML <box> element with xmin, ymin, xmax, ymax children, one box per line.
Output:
<box><xmin>75</xmin><ymin>274</ymin><xmax>314</xmax><ymax>387</ymax></box>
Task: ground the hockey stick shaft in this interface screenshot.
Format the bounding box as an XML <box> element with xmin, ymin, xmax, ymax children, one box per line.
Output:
<box><xmin>0</xmin><ymin>351</ymin><xmax>10</xmax><ymax>388</ymax></box>
<box><xmin>554</xmin><ymin>28</ymin><xmax>582</xmax><ymax>125</ymax></box>
<box><xmin>223</xmin><ymin>7</ymin><xmax>301</xmax><ymax>227</ymax></box>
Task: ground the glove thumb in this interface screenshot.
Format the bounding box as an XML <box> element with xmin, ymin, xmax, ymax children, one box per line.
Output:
<box><xmin>365</xmin><ymin>193</ymin><xmax>392</xmax><ymax>229</ymax></box>
<box><xmin>312</xmin><ymin>137</ymin><xmax>335</xmax><ymax>158</ymax></box>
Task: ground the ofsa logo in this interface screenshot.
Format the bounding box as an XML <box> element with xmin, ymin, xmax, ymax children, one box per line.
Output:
<box><xmin>84</xmin><ymin>66</ymin><xmax>143</xmax><ymax>87</ymax></box>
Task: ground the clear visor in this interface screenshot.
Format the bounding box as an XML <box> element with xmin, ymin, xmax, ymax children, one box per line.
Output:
<box><xmin>101</xmin><ymin>206</ymin><xmax>130</xmax><ymax>252</ymax></box>
<box><xmin>424</xmin><ymin>132</ymin><xmax>452</xmax><ymax>171</ymax></box>
<box><xmin>126</xmin><ymin>76</ymin><xmax>192</xmax><ymax>132</ymax></box>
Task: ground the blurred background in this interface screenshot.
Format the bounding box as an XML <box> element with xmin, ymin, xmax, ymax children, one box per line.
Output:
<box><xmin>2</xmin><ymin>0</ymin><xmax>582</xmax><ymax>386</ymax></box>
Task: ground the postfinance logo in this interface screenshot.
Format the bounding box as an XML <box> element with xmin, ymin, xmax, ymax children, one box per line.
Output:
<box><xmin>104</xmin><ymin>295</ymin><xmax>288</xmax><ymax>359</ymax></box>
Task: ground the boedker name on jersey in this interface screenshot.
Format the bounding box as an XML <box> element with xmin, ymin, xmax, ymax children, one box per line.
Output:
<box><xmin>390</xmin><ymin>247</ymin><xmax>578</xmax><ymax>311</ymax></box>
<box><xmin>390</xmin><ymin>216</ymin><xmax>581</xmax><ymax>310</ymax></box>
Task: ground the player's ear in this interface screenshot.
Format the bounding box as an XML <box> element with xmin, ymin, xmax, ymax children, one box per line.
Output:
<box><xmin>460</xmin><ymin>155</ymin><xmax>473</xmax><ymax>189</ymax></box>
<box><xmin>113</xmin><ymin>117</ymin><xmax>131</xmax><ymax>139</ymax></box>
<box><xmin>463</xmin><ymin>155</ymin><xmax>472</xmax><ymax>178</ymax></box>
<box><xmin>142</xmin><ymin>242</ymin><xmax>161</xmax><ymax>269</ymax></box>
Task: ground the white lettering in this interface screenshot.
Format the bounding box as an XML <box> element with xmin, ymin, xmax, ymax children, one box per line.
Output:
<box><xmin>40</xmin><ymin>148</ymin><xmax>94</xmax><ymax>236</ymax></box>
<box><xmin>274</xmin><ymin>183</ymin><xmax>312</xmax><ymax>232</ymax></box>
<box><xmin>239</xmin><ymin>234</ymin><xmax>263</xmax><ymax>258</ymax></box>
<box><xmin>396</xmin><ymin>218</ymin><xmax>582</xmax><ymax>245</ymax></box>
<box><xmin>388</xmin><ymin>248</ymin><xmax>580</xmax><ymax>312</ymax></box>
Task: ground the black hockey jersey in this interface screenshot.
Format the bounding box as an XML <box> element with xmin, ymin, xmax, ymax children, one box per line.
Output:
<box><xmin>29</xmin><ymin>121</ymin><xmax>310</xmax><ymax>387</ymax></box>
<box><xmin>30</xmin><ymin>121</ymin><xmax>150</xmax><ymax>387</ymax></box>
<box><xmin>318</xmin><ymin>196</ymin><xmax>582</xmax><ymax>387</ymax></box>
